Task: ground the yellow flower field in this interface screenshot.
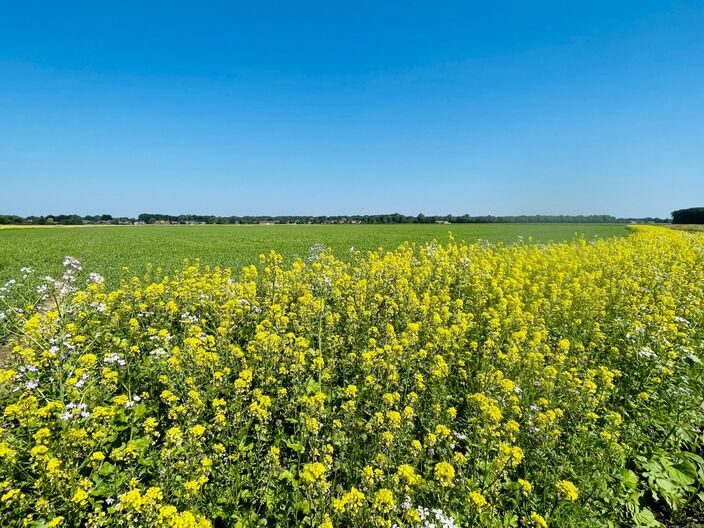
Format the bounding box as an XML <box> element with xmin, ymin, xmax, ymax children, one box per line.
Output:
<box><xmin>1</xmin><ymin>226</ymin><xmax>703</xmax><ymax>527</ymax></box>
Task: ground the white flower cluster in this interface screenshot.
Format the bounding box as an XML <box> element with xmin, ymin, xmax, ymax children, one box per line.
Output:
<box><xmin>149</xmin><ymin>348</ymin><xmax>168</xmax><ymax>358</ymax></box>
<box><xmin>417</xmin><ymin>507</ymin><xmax>458</xmax><ymax>528</ymax></box>
<box><xmin>393</xmin><ymin>497</ymin><xmax>458</xmax><ymax>528</ymax></box>
<box><xmin>104</xmin><ymin>353</ymin><xmax>126</xmax><ymax>366</ymax></box>
<box><xmin>308</xmin><ymin>243</ymin><xmax>326</xmax><ymax>262</ymax></box>
<box><xmin>0</xmin><ymin>278</ymin><xmax>17</xmax><ymax>295</ymax></box>
<box><xmin>124</xmin><ymin>395</ymin><xmax>142</xmax><ymax>408</ymax></box>
<box><xmin>88</xmin><ymin>272</ymin><xmax>105</xmax><ymax>284</ymax></box>
<box><xmin>638</xmin><ymin>347</ymin><xmax>657</xmax><ymax>359</ymax></box>
<box><xmin>11</xmin><ymin>365</ymin><xmax>40</xmax><ymax>392</ymax></box>
<box><xmin>61</xmin><ymin>402</ymin><xmax>90</xmax><ymax>420</ymax></box>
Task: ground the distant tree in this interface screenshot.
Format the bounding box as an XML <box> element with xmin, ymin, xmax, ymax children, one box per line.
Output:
<box><xmin>0</xmin><ymin>215</ymin><xmax>24</xmax><ymax>224</ymax></box>
<box><xmin>672</xmin><ymin>207</ymin><xmax>704</xmax><ymax>224</ymax></box>
<box><xmin>62</xmin><ymin>215</ymin><xmax>83</xmax><ymax>225</ymax></box>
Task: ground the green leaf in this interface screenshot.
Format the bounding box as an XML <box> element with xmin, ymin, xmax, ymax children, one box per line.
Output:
<box><xmin>285</xmin><ymin>438</ymin><xmax>304</xmax><ymax>452</ymax></box>
<box><xmin>132</xmin><ymin>403</ymin><xmax>147</xmax><ymax>419</ymax></box>
<box><xmin>685</xmin><ymin>353</ymin><xmax>701</xmax><ymax>365</ymax></box>
<box><xmin>131</xmin><ymin>436</ymin><xmax>151</xmax><ymax>451</ymax></box>
<box><xmin>633</xmin><ymin>507</ymin><xmax>663</xmax><ymax>528</ymax></box>
<box><xmin>238</xmin><ymin>489</ymin><xmax>252</xmax><ymax>500</ymax></box>
<box><xmin>622</xmin><ymin>469</ymin><xmax>639</xmax><ymax>490</ymax></box>
<box><xmin>501</xmin><ymin>512</ymin><xmax>519</xmax><ymax>528</ymax></box>
<box><xmin>654</xmin><ymin>477</ymin><xmax>677</xmax><ymax>493</ymax></box>
<box><xmin>305</xmin><ymin>377</ymin><xmax>320</xmax><ymax>394</ymax></box>
<box><xmin>666</xmin><ymin>463</ymin><xmax>696</xmax><ymax>487</ymax></box>
<box><xmin>98</xmin><ymin>462</ymin><xmax>116</xmax><ymax>476</ymax></box>
<box><xmin>682</xmin><ymin>451</ymin><xmax>704</xmax><ymax>465</ymax></box>
<box><xmin>278</xmin><ymin>469</ymin><xmax>294</xmax><ymax>482</ymax></box>
<box><xmin>138</xmin><ymin>455</ymin><xmax>155</xmax><ymax>467</ymax></box>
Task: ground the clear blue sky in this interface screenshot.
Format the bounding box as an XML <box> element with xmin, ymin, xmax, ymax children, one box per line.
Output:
<box><xmin>1</xmin><ymin>1</ymin><xmax>702</xmax><ymax>218</ymax></box>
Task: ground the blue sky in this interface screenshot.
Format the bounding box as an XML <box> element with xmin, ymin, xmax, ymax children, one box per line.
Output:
<box><xmin>1</xmin><ymin>1</ymin><xmax>702</xmax><ymax>218</ymax></box>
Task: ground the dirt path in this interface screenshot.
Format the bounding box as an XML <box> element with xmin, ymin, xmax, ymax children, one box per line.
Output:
<box><xmin>0</xmin><ymin>340</ymin><xmax>10</xmax><ymax>366</ymax></box>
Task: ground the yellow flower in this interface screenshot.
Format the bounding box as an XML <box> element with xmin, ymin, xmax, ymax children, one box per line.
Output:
<box><xmin>435</xmin><ymin>424</ymin><xmax>451</xmax><ymax>438</ymax></box>
<box><xmin>46</xmin><ymin>458</ymin><xmax>62</xmax><ymax>476</ymax></box>
<box><xmin>343</xmin><ymin>487</ymin><xmax>365</xmax><ymax>510</ymax></box>
<box><xmin>505</xmin><ymin>420</ymin><xmax>520</xmax><ymax>434</ymax></box>
<box><xmin>33</xmin><ymin>427</ymin><xmax>51</xmax><ymax>444</ymax></box>
<box><xmin>373</xmin><ymin>488</ymin><xmax>395</xmax><ymax>512</ymax></box>
<box><xmin>184</xmin><ymin>478</ymin><xmax>207</xmax><ymax>495</ymax></box>
<box><xmin>529</xmin><ymin>512</ymin><xmax>548</xmax><ymax>528</ymax></box>
<box><xmin>396</xmin><ymin>464</ymin><xmax>421</xmax><ymax>486</ymax></box>
<box><xmin>0</xmin><ymin>443</ymin><xmax>17</xmax><ymax>460</ymax></box>
<box><xmin>31</xmin><ymin>444</ymin><xmax>49</xmax><ymax>457</ymax></box>
<box><xmin>404</xmin><ymin>508</ymin><xmax>421</xmax><ymax>523</ymax></box>
<box><xmin>1</xmin><ymin>489</ymin><xmax>21</xmax><ymax>503</ymax></box>
<box><xmin>144</xmin><ymin>416</ymin><xmax>159</xmax><ymax>432</ymax></box>
<box><xmin>556</xmin><ymin>480</ymin><xmax>579</xmax><ymax>501</ymax></box>
<box><xmin>518</xmin><ymin>478</ymin><xmax>533</xmax><ymax>494</ymax></box>
<box><xmin>79</xmin><ymin>353</ymin><xmax>97</xmax><ymax>366</ymax></box>
<box><xmin>145</xmin><ymin>487</ymin><xmax>163</xmax><ymax>502</ymax></box>
<box><xmin>637</xmin><ymin>392</ymin><xmax>650</xmax><ymax>401</ymax></box>
<box><xmin>300</xmin><ymin>462</ymin><xmax>326</xmax><ymax>486</ymax></box>
<box><xmin>434</xmin><ymin>461</ymin><xmax>455</xmax><ymax>487</ymax></box>
<box><xmin>190</xmin><ymin>424</ymin><xmax>206</xmax><ymax>437</ymax></box>
<box><xmin>159</xmin><ymin>505</ymin><xmax>178</xmax><ymax>518</ymax></box>
<box><xmin>234</xmin><ymin>369</ymin><xmax>253</xmax><ymax>389</ymax></box>
<box><xmin>120</xmin><ymin>488</ymin><xmax>144</xmax><ymax>511</ymax></box>
<box><xmin>468</xmin><ymin>491</ymin><xmax>486</xmax><ymax>509</ymax></box>
<box><xmin>72</xmin><ymin>489</ymin><xmax>89</xmax><ymax>506</ymax></box>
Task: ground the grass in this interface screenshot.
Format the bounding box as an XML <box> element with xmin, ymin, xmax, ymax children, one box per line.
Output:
<box><xmin>0</xmin><ymin>223</ymin><xmax>627</xmax><ymax>285</ymax></box>
<box><xmin>666</xmin><ymin>224</ymin><xmax>704</xmax><ymax>233</ymax></box>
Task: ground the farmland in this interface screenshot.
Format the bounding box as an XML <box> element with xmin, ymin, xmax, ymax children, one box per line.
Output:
<box><xmin>1</xmin><ymin>224</ymin><xmax>702</xmax><ymax>527</ymax></box>
<box><xmin>0</xmin><ymin>223</ymin><xmax>626</xmax><ymax>285</ymax></box>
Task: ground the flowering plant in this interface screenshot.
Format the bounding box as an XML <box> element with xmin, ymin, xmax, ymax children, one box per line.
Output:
<box><xmin>1</xmin><ymin>226</ymin><xmax>703</xmax><ymax>527</ymax></box>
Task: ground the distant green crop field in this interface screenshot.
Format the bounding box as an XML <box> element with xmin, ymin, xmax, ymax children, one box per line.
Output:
<box><xmin>0</xmin><ymin>223</ymin><xmax>626</xmax><ymax>285</ymax></box>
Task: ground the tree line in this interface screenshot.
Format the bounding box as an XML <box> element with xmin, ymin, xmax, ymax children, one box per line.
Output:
<box><xmin>0</xmin><ymin>214</ymin><xmax>133</xmax><ymax>225</ymax></box>
<box><xmin>671</xmin><ymin>208</ymin><xmax>704</xmax><ymax>224</ymax></box>
<box><xmin>0</xmin><ymin>212</ymin><xmax>672</xmax><ymax>225</ymax></box>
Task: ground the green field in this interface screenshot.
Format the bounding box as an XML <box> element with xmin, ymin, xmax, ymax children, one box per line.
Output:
<box><xmin>0</xmin><ymin>223</ymin><xmax>627</xmax><ymax>285</ymax></box>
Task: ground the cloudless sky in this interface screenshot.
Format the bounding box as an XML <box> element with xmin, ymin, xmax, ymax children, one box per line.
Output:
<box><xmin>1</xmin><ymin>1</ymin><xmax>703</xmax><ymax>218</ymax></box>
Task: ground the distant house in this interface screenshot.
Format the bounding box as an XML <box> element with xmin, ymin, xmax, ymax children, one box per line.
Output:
<box><xmin>259</xmin><ymin>220</ymin><xmax>276</xmax><ymax>225</ymax></box>
<box><xmin>435</xmin><ymin>220</ymin><xmax>451</xmax><ymax>224</ymax></box>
